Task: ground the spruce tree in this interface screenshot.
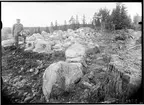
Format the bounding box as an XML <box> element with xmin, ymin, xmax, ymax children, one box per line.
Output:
<box><xmin>82</xmin><ymin>15</ymin><xmax>86</xmax><ymax>27</ymax></box>
<box><xmin>76</xmin><ymin>15</ymin><xmax>80</xmax><ymax>29</ymax></box>
<box><xmin>97</xmin><ymin>8</ymin><xmax>110</xmax><ymax>30</ymax></box>
<box><xmin>55</xmin><ymin>20</ymin><xmax>58</xmax><ymax>30</ymax></box>
<box><xmin>69</xmin><ymin>16</ymin><xmax>76</xmax><ymax>30</ymax></box>
<box><xmin>111</xmin><ymin>3</ymin><xmax>122</xmax><ymax>29</ymax></box>
<box><xmin>133</xmin><ymin>13</ymin><xmax>141</xmax><ymax>24</ymax></box>
<box><xmin>37</xmin><ymin>27</ymin><xmax>41</xmax><ymax>34</ymax></box>
<box><xmin>64</xmin><ymin>20</ymin><xmax>67</xmax><ymax>31</ymax></box>
<box><xmin>111</xmin><ymin>3</ymin><xmax>132</xmax><ymax>30</ymax></box>
<box><xmin>50</xmin><ymin>22</ymin><xmax>54</xmax><ymax>33</ymax></box>
<box><xmin>45</xmin><ymin>26</ymin><xmax>50</xmax><ymax>33</ymax></box>
<box><xmin>120</xmin><ymin>4</ymin><xmax>132</xmax><ymax>29</ymax></box>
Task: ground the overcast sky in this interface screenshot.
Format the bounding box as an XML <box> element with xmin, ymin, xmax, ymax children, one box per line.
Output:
<box><xmin>2</xmin><ymin>2</ymin><xmax>142</xmax><ymax>27</ymax></box>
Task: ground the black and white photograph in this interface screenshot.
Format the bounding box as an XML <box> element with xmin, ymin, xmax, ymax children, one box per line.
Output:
<box><xmin>1</xmin><ymin>2</ymin><xmax>142</xmax><ymax>103</ymax></box>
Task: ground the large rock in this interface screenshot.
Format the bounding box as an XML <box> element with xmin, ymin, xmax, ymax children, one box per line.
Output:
<box><xmin>26</xmin><ymin>35</ymin><xmax>36</xmax><ymax>41</ymax></box>
<box><xmin>42</xmin><ymin>61</ymin><xmax>83</xmax><ymax>102</ymax></box>
<box><xmin>109</xmin><ymin>54</ymin><xmax>124</xmax><ymax>71</ymax></box>
<box><xmin>126</xmin><ymin>31</ymin><xmax>141</xmax><ymax>48</ymax></box>
<box><xmin>26</xmin><ymin>33</ymin><xmax>44</xmax><ymax>41</ymax></box>
<box><xmin>67</xmin><ymin>29</ymin><xmax>73</xmax><ymax>33</ymax></box>
<box><xmin>25</xmin><ymin>41</ymin><xmax>35</xmax><ymax>51</ymax></box>
<box><xmin>62</xmin><ymin>41</ymin><xmax>72</xmax><ymax>50</ymax></box>
<box><xmin>131</xmin><ymin>31</ymin><xmax>141</xmax><ymax>41</ymax></box>
<box><xmin>33</xmin><ymin>33</ymin><xmax>44</xmax><ymax>40</ymax></box>
<box><xmin>32</xmin><ymin>39</ymin><xmax>51</xmax><ymax>54</ymax></box>
<box><xmin>41</xmin><ymin>31</ymin><xmax>47</xmax><ymax>35</ymax></box>
<box><xmin>110</xmin><ymin>53</ymin><xmax>141</xmax><ymax>87</ymax></box>
<box><xmin>2</xmin><ymin>33</ymin><xmax>13</xmax><ymax>41</ymax></box>
<box><xmin>86</xmin><ymin>42</ymin><xmax>100</xmax><ymax>55</ymax></box>
<box><xmin>2</xmin><ymin>39</ymin><xmax>15</xmax><ymax>47</ymax></box>
<box><xmin>65</xmin><ymin>43</ymin><xmax>86</xmax><ymax>62</ymax></box>
<box><xmin>52</xmin><ymin>43</ymin><xmax>62</xmax><ymax>49</ymax></box>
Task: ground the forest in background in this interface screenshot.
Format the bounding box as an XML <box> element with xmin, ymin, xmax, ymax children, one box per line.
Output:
<box><xmin>2</xmin><ymin>3</ymin><xmax>141</xmax><ymax>40</ymax></box>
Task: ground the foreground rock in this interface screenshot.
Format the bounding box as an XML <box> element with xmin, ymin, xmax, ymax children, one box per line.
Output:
<box><xmin>42</xmin><ymin>61</ymin><xmax>83</xmax><ymax>102</ymax></box>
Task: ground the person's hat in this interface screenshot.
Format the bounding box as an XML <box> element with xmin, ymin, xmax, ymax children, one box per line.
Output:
<box><xmin>16</xmin><ymin>19</ymin><xmax>20</xmax><ymax>21</ymax></box>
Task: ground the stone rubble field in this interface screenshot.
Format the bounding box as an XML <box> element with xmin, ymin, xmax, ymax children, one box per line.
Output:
<box><xmin>1</xmin><ymin>27</ymin><xmax>142</xmax><ymax>103</ymax></box>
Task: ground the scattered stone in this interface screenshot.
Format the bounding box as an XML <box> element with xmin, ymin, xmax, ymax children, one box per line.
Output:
<box><xmin>29</xmin><ymin>69</ymin><xmax>34</xmax><ymax>72</ymax></box>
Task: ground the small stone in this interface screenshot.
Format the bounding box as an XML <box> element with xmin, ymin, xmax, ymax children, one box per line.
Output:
<box><xmin>29</xmin><ymin>68</ymin><xmax>34</xmax><ymax>72</ymax></box>
<box><xmin>34</xmin><ymin>69</ymin><xmax>39</xmax><ymax>75</ymax></box>
<box><xmin>24</xmin><ymin>96</ymin><xmax>33</xmax><ymax>103</ymax></box>
<box><xmin>83</xmin><ymin>81</ymin><xmax>93</xmax><ymax>88</ymax></box>
<box><xmin>21</xmin><ymin>67</ymin><xmax>24</xmax><ymax>71</ymax></box>
<box><xmin>23</xmin><ymin>92</ymin><xmax>28</xmax><ymax>96</ymax></box>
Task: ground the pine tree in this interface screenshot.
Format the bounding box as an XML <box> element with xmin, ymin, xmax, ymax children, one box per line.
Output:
<box><xmin>45</xmin><ymin>26</ymin><xmax>50</xmax><ymax>33</ymax></box>
<box><xmin>50</xmin><ymin>22</ymin><xmax>54</xmax><ymax>33</ymax></box>
<box><xmin>133</xmin><ymin>13</ymin><xmax>141</xmax><ymax>24</ymax></box>
<box><xmin>34</xmin><ymin>28</ymin><xmax>37</xmax><ymax>33</ymax></box>
<box><xmin>133</xmin><ymin>14</ymin><xmax>141</xmax><ymax>30</ymax></box>
<box><xmin>64</xmin><ymin>20</ymin><xmax>68</xmax><ymax>31</ymax></box>
<box><xmin>98</xmin><ymin>8</ymin><xmax>110</xmax><ymax>22</ymax></box>
<box><xmin>55</xmin><ymin>20</ymin><xmax>58</xmax><ymax>30</ymax></box>
<box><xmin>120</xmin><ymin>4</ymin><xmax>132</xmax><ymax>29</ymax></box>
<box><xmin>37</xmin><ymin>27</ymin><xmax>41</xmax><ymax>34</ymax></box>
<box><xmin>76</xmin><ymin>15</ymin><xmax>80</xmax><ymax>29</ymax></box>
<box><xmin>69</xmin><ymin>16</ymin><xmax>76</xmax><ymax>30</ymax></box>
<box><xmin>97</xmin><ymin>8</ymin><xmax>110</xmax><ymax>30</ymax></box>
<box><xmin>82</xmin><ymin>15</ymin><xmax>86</xmax><ymax>27</ymax></box>
<box><xmin>111</xmin><ymin>3</ymin><xmax>132</xmax><ymax>30</ymax></box>
<box><xmin>111</xmin><ymin>3</ymin><xmax>122</xmax><ymax>29</ymax></box>
<box><xmin>92</xmin><ymin>12</ymin><xmax>102</xmax><ymax>30</ymax></box>
<box><xmin>92</xmin><ymin>13</ymin><xmax>97</xmax><ymax>29</ymax></box>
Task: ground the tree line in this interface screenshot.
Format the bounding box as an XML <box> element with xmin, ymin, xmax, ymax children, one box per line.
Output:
<box><xmin>3</xmin><ymin>3</ymin><xmax>142</xmax><ymax>36</ymax></box>
<box><xmin>33</xmin><ymin>3</ymin><xmax>141</xmax><ymax>34</ymax></box>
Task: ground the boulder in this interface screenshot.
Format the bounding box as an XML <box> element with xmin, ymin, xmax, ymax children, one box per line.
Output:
<box><xmin>26</xmin><ymin>33</ymin><xmax>44</xmax><ymax>41</ymax></box>
<box><xmin>62</xmin><ymin>41</ymin><xmax>72</xmax><ymax>49</ymax></box>
<box><xmin>32</xmin><ymin>39</ymin><xmax>51</xmax><ymax>54</ymax></box>
<box><xmin>65</xmin><ymin>43</ymin><xmax>88</xmax><ymax>68</ymax></box>
<box><xmin>26</xmin><ymin>35</ymin><xmax>36</xmax><ymax>41</ymax></box>
<box><xmin>62</xmin><ymin>34</ymin><xmax>68</xmax><ymax>39</ymax></box>
<box><xmin>52</xmin><ymin>43</ymin><xmax>62</xmax><ymax>49</ymax></box>
<box><xmin>65</xmin><ymin>43</ymin><xmax>86</xmax><ymax>61</ymax></box>
<box><xmin>135</xmin><ymin>36</ymin><xmax>141</xmax><ymax>45</ymax></box>
<box><xmin>67</xmin><ymin>29</ymin><xmax>73</xmax><ymax>33</ymax></box>
<box><xmin>2</xmin><ymin>39</ymin><xmax>15</xmax><ymax>47</ymax></box>
<box><xmin>41</xmin><ymin>31</ymin><xmax>47</xmax><ymax>35</ymax></box>
<box><xmin>2</xmin><ymin>34</ymin><xmax>13</xmax><ymax>40</ymax></box>
<box><xmin>127</xmin><ymin>29</ymin><xmax>134</xmax><ymax>33</ymax></box>
<box><xmin>110</xmin><ymin>53</ymin><xmax>141</xmax><ymax>87</ymax></box>
<box><xmin>109</xmin><ymin>54</ymin><xmax>124</xmax><ymax>72</ymax></box>
<box><xmin>42</xmin><ymin>61</ymin><xmax>83</xmax><ymax>102</ymax></box>
<box><xmin>132</xmin><ymin>31</ymin><xmax>141</xmax><ymax>41</ymax></box>
<box><xmin>25</xmin><ymin>41</ymin><xmax>35</xmax><ymax>51</ymax></box>
<box><xmin>33</xmin><ymin>33</ymin><xmax>44</xmax><ymax>40</ymax></box>
<box><xmin>85</xmin><ymin>43</ymin><xmax>100</xmax><ymax>58</ymax></box>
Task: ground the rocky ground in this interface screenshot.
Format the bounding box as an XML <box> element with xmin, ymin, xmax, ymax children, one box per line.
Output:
<box><xmin>1</xmin><ymin>29</ymin><xmax>142</xmax><ymax>103</ymax></box>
